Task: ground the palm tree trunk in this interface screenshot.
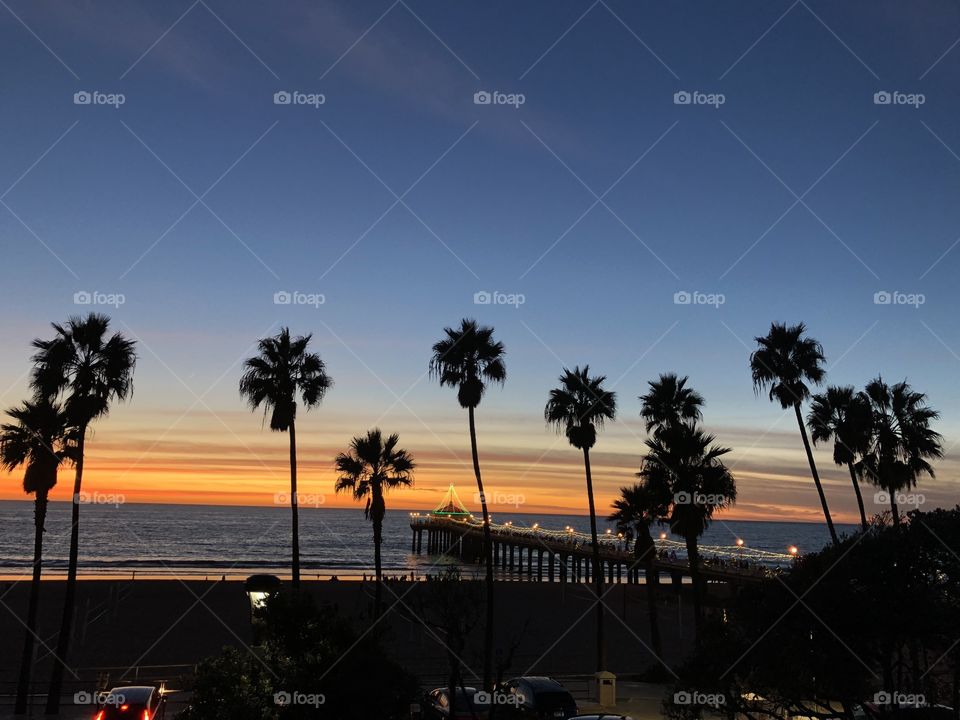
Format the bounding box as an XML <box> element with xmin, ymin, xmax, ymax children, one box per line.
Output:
<box><xmin>46</xmin><ymin>426</ymin><xmax>85</xmax><ymax>715</ymax></box>
<box><xmin>890</xmin><ymin>490</ymin><xmax>900</xmax><ymax>526</ymax></box>
<box><xmin>468</xmin><ymin>406</ymin><xmax>494</xmax><ymax>690</ymax></box>
<box><xmin>847</xmin><ymin>463</ymin><xmax>868</xmax><ymax>531</ymax></box>
<box><xmin>685</xmin><ymin>534</ymin><xmax>703</xmax><ymax>639</ymax></box>
<box><xmin>15</xmin><ymin>490</ymin><xmax>48</xmax><ymax>714</ymax></box>
<box><xmin>582</xmin><ymin>447</ymin><xmax>605</xmax><ymax>671</ymax></box>
<box><xmin>289</xmin><ymin>419</ymin><xmax>300</xmax><ymax>590</ymax></box>
<box><xmin>372</xmin><ymin>487</ymin><xmax>384</xmax><ymax>620</ymax></box>
<box><xmin>638</xmin><ymin>531</ymin><xmax>662</xmax><ymax>660</ymax></box>
<box><xmin>794</xmin><ymin>403</ymin><xmax>839</xmax><ymax>545</ymax></box>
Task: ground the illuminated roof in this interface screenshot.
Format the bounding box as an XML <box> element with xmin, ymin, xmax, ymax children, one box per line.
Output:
<box><xmin>432</xmin><ymin>484</ymin><xmax>470</xmax><ymax>516</ymax></box>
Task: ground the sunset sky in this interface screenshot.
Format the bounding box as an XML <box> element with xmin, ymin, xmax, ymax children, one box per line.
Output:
<box><xmin>2</xmin><ymin>1</ymin><xmax>960</xmax><ymax>521</ymax></box>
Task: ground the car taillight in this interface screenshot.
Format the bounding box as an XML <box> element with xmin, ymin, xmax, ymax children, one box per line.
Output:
<box><xmin>142</xmin><ymin>710</ymin><xmax>151</xmax><ymax>720</ymax></box>
<box><xmin>94</xmin><ymin>711</ymin><xmax>105</xmax><ymax>720</ymax></box>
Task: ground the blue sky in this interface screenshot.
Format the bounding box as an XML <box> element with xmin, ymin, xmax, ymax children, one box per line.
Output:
<box><xmin>1</xmin><ymin>0</ymin><xmax>959</xmax><ymax>519</ymax></box>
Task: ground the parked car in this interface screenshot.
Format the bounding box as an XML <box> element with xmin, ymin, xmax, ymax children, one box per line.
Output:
<box><xmin>93</xmin><ymin>685</ymin><xmax>166</xmax><ymax>719</ymax></box>
<box><xmin>423</xmin><ymin>686</ymin><xmax>490</xmax><ymax>719</ymax></box>
<box><xmin>495</xmin><ymin>677</ymin><xmax>578</xmax><ymax>719</ymax></box>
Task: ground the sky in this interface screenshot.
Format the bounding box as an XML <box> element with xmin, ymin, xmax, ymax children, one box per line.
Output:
<box><xmin>1</xmin><ymin>0</ymin><xmax>959</xmax><ymax>522</ymax></box>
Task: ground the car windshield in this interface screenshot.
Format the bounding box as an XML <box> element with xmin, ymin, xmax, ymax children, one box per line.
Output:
<box><xmin>535</xmin><ymin>690</ymin><xmax>573</xmax><ymax>709</ymax></box>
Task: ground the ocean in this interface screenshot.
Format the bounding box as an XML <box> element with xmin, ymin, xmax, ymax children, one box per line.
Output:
<box><xmin>0</xmin><ymin>500</ymin><xmax>856</xmax><ymax>580</ymax></box>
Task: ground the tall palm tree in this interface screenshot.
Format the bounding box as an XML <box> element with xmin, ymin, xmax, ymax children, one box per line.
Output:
<box><xmin>608</xmin><ymin>481</ymin><xmax>670</xmax><ymax>660</ymax></box>
<box><xmin>31</xmin><ymin>313</ymin><xmax>136</xmax><ymax>714</ymax></box>
<box><xmin>1</xmin><ymin>399</ymin><xmax>74</xmax><ymax>715</ymax></box>
<box><xmin>639</xmin><ymin>373</ymin><xmax>704</xmax><ymax>436</ymax></box>
<box><xmin>545</xmin><ymin>365</ymin><xmax>617</xmax><ymax>671</ymax></box>
<box><xmin>808</xmin><ymin>386</ymin><xmax>872</xmax><ymax>531</ymax></box>
<box><xmin>240</xmin><ymin>328</ymin><xmax>332</xmax><ymax>590</ymax></box>
<box><xmin>429</xmin><ymin>319</ymin><xmax>505</xmax><ymax>688</ymax></box>
<box><xmin>856</xmin><ymin>377</ymin><xmax>943</xmax><ymax>526</ymax></box>
<box><xmin>334</xmin><ymin>429</ymin><xmax>415</xmax><ymax>618</ymax></box>
<box><xmin>639</xmin><ymin>422</ymin><xmax>736</xmax><ymax>637</ymax></box>
<box><xmin>750</xmin><ymin>322</ymin><xmax>838</xmax><ymax>545</ymax></box>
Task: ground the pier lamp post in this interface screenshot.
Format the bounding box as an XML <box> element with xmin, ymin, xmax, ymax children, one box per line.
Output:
<box><xmin>788</xmin><ymin>545</ymin><xmax>798</xmax><ymax>556</ymax></box>
<box><xmin>736</xmin><ymin>538</ymin><xmax>744</xmax><ymax>561</ymax></box>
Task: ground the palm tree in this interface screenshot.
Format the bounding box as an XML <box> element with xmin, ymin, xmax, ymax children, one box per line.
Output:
<box><xmin>545</xmin><ymin>365</ymin><xmax>617</xmax><ymax>671</ymax></box>
<box><xmin>429</xmin><ymin>319</ymin><xmax>505</xmax><ymax>688</ymax></box>
<box><xmin>31</xmin><ymin>313</ymin><xmax>136</xmax><ymax>714</ymax></box>
<box><xmin>750</xmin><ymin>322</ymin><xmax>838</xmax><ymax>545</ymax></box>
<box><xmin>334</xmin><ymin>429</ymin><xmax>415</xmax><ymax>618</ymax></box>
<box><xmin>639</xmin><ymin>373</ymin><xmax>703</xmax><ymax>436</ymax></box>
<box><xmin>808</xmin><ymin>386</ymin><xmax>872</xmax><ymax>531</ymax></box>
<box><xmin>608</xmin><ymin>481</ymin><xmax>670</xmax><ymax>660</ymax></box>
<box><xmin>239</xmin><ymin>328</ymin><xmax>332</xmax><ymax>590</ymax></box>
<box><xmin>856</xmin><ymin>377</ymin><xmax>943</xmax><ymax>526</ymax></box>
<box><xmin>639</xmin><ymin>422</ymin><xmax>736</xmax><ymax>636</ymax></box>
<box><xmin>1</xmin><ymin>399</ymin><xmax>74</xmax><ymax>715</ymax></box>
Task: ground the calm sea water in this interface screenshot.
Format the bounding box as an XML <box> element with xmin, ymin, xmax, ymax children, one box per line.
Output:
<box><xmin>0</xmin><ymin>500</ymin><xmax>854</xmax><ymax>579</ymax></box>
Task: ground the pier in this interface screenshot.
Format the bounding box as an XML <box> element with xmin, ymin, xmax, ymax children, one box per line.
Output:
<box><xmin>409</xmin><ymin>513</ymin><xmax>786</xmax><ymax>586</ymax></box>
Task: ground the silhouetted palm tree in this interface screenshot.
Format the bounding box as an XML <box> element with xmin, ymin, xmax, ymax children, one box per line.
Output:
<box><xmin>240</xmin><ymin>328</ymin><xmax>332</xmax><ymax>590</ymax></box>
<box><xmin>429</xmin><ymin>319</ymin><xmax>505</xmax><ymax>688</ymax></box>
<box><xmin>639</xmin><ymin>373</ymin><xmax>703</xmax><ymax>436</ymax></box>
<box><xmin>750</xmin><ymin>322</ymin><xmax>838</xmax><ymax>545</ymax></box>
<box><xmin>31</xmin><ymin>313</ymin><xmax>136</xmax><ymax>714</ymax></box>
<box><xmin>545</xmin><ymin>365</ymin><xmax>617</xmax><ymax>671</ymax></box>
<box><xmin>808</xmin><ymin>386</ymin><xmax>872</xmax><ymax>531</ymax></box>
<box><xmin>1</xmin><ymin>399</ymin><xmax>74</xmax><ymax>715</ymax></box>
<box><xmin>639</xmin><ymin>422</ymin><xmax>736</xmax><ymax>637</ymax></box>
<box><xmin>609</xmin><ymin>481</ymin><xmax>670</xmax><ymax>660</ymax></box>
<box><xmin>856</xmin><ymin>378</ymin><xmax>943</xmax><ymax>526</ymax></box>
<box><xmin>335</xmin><ymin>429</ymin><xmax>414</xmax><ymax>618</ymax></box>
